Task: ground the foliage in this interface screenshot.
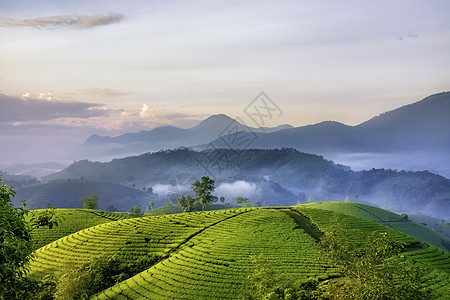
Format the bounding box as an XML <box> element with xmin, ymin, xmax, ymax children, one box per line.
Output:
<box><xmin>401</xmin><ymin>213</ymin><xmax>409</xmax><ymax>221</ymax></box>
<box><xmin>150</xmin><ymin>202</ymin><xmax>177</xmax><ymax>215</ymax></box>
<box><xmin>301</xmin><ymin>202</ymin><xmax>450</xmax><ymax>252</ymax></box>
<box><xmin>106</xmin><ymin>204</ymin><xmax>117</xmax><ymax>212</ymax></box>
<box><xmin>54</xmin><ymin>255</ymin><xmax>159</xmax><ymax>299</ymax></box>
<box><xmin>253</xmin><ymin>201</ymin><xmax>261</xmax><ymax>207</ymax></box>
<box><xmin>90</xmin><ymin>208</ymin><xmax>324</xmax><ymax>299</ymax></box>
<box><xmin>24</xmin><ymin>205</ymin><xmax>450</xmax><ymax>299</ymax></box>
<box><xmin>437</xmin><ymin>220</ymin><xmax>450</xmax><ymax>238</ymax></box>
<box><xmin>319</xmin><ymin>224</ymin><xmax>434</xmax><ymax>300</ymax></box>
<box><xmin>146</xmin><ymin>201</ymin><xmax>154</xmax><ymax>213</ymax></box>
<box><xmin>236</xmin><ymin>197</ymin><xmax>251</xmax><ymax>207</ymax></box>
<box><xmin>191</xmin><ymin>176</ymin><xmax>215</xmax><ymax>211</ymax></box>
<box><xmin>244</xmin><ymin>254</ymin><xmax>294</xmax><ymax>300</ymax></box>
<box><xmin>28</xmin><ymin>209</ymin><xmax>130</xmax><ymax>251</ymax></box>
<box><xmin>0</xmin><ymin>177</ymin><xmax>33</xmax><ymax>299</ymax></box>
<box><xmin>177</xmin><ymin>195</ymin><xmax>196</xmax><ymax>212</ymax></box>
<box><xmin>80</xmin><ymin>194</ymin><xmax>98</xmax><ymax>209</ymax></box>
<box><xmin>30</xmin><ymin>204</ymin><xmax>62</xmax><ymax>229</ymax></box>
<box><xmin>129</xmin><ymin>205</ymin><xmax>143</xmax><ymax>217</ymax></box>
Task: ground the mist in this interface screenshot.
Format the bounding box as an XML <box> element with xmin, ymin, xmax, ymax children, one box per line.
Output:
<box><xmin>215</xmin><ymin>181</ymin><xmax>260</xmax><ymax>204</ymax></box>
<box><xmin>328</xmin><ymin>152</ymin><xmax>450</xmax><ymax>178</ymax></box>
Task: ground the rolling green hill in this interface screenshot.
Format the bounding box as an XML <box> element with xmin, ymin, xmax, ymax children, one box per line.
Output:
<box><xmin>27</xmin><ymin>204</ymin><xmax>450</xmax><ymax>299</ymax></box>
<box><xmin>303</xmin><ymin>202</ymin><xmax>450</xmax><ymax>251</ymax></box>
<box><xmin>14</xmin><ymin>180</ymin><xmax>160</xmax><ymax>211</ymax></box>
<box><xmin>27</xmin><ymin>209</ymin><xmax>131</xmax><ymax>250</ymax></box>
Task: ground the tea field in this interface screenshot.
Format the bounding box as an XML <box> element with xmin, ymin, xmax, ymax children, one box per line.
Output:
<box><xmin>303</xmin><ymin>202</ymin><xmax>450</xmax><ymax>251</ymax></box>
<box><xmin>27</xmin><ymin>209</ymin><xmax>131</xmax><ymax>250</ymax></box>
<box><xmin>27</xmin><ymin>203</ymin><xmax>450</xmax><ymax>299</ymax></box>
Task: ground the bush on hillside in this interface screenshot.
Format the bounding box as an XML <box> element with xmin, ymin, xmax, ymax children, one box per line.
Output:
<box><xmin>54</xmin><ymin>255</ymin><xmax>160</xmax><ymax>299</ymax></box>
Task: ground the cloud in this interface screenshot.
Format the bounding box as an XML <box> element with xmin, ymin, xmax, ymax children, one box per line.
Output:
<box><xmin>137</xmin><ymin>104</ymin><xmax>194</xmax><ymax>123</ymax></box>
<box><xmin>0</xmin><ymin>94</ymin><xmax>107</xmax><ymax>123</ymax></box>
<box><xmin>397</xmin><ymin>34</ymin><xmax>419</xmax><ymax>41</ymax></box>
<box><xmin>38</xmin><ymin>92</ymin><xmax>55</xmax><ymax>101</ymax></box>
<box><xmin>79</xmin><ymin>88</ymin><xmax>130</xmax><ymax>97</ymax></box>
<box><xmin>216</xmin><ymin>181</ymin><xmax>260</xmax><ymax>199</ymax></box>
<box><xmin>0</xmin><ymin>13</ymin><xmax>124</xmax><ymax>29</ymax></box>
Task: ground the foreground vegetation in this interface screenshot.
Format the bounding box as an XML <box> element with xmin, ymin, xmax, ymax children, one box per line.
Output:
<box><xmin>1</xmin><ymin>177</ymin><xmax>450</xmax><ymax>299</ymax></box>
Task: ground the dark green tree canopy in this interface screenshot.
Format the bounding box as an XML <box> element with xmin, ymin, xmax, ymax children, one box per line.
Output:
<box><xmin>191</xmin><ymin>176</ymin><xmax>215</xmax><ymax>211</ymax></box>
<box><xmin>80</xmin><ymin>194</ymin><xmax>98</xmax><ymax>209</ymax></box>
<box><xmin>0</xmin><ymin>177</ymin><xmax>33</xmax><ymax>299</ymax></box>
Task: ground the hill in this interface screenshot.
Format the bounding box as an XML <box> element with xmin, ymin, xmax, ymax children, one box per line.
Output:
<box><xmin>304</xmin><ymin>202</ymin><xmax>450</xmax><ymax>251</ymax></box>
<box><xmin>27</xmin><ymin>205</ymin><xmax>450</xmax><ymax>299</ymax></box>
<box><xmin>12</xmin><ymin>180</ymin><xmax>160</xmax><ymax>211</ymax></box>
<box><xmin>43</xmin><ymin>148</ymin><xmax>450</xmax><ymax>220</ymax></box>
<box><xmin>27</xmin><ymin>209</ymin><xmax>130</xmax><ymax>250</ymax></box>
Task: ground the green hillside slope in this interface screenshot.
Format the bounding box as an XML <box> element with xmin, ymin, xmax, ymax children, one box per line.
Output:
<box><xmin>303</xmin><ymin>202</ymin><xmax>450</xmax><ymax>251</ymax></box>
<box><xmin>27</xmin><ymin>205</ymin><xmax>450</xmax><ymax>299</ymax></box>
<box><xmin>93</xmin><ymin>209</ymin><xmax>325</xmax><ymax>299</ymax></box>
<box><xmin>27</xmin><ymin>209</ymin><xmax>131</xmax><ymax>250</ymax></box>
<box><xmin>293</xmin><ymin>206</ymin><xmax>450</xmax><ymax>297</ymax></box>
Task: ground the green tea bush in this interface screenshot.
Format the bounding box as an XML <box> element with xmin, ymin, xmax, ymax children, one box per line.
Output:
<box><xmin>54</xmin><ymin>255</ymin><xmax>159</xmax><ymax>299</ymax></box>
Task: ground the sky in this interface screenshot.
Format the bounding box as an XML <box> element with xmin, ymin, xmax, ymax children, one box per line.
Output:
<box><xmin>1</xmin><ymin>0</ymin><xmax>449</xmax><ymax>164</ymax></box>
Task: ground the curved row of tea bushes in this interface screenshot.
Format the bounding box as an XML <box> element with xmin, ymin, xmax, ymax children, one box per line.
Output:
<box><xmin>93</xmin><ymin>209</ymin><xmax>326</xmax><ymax>299</ymax></box>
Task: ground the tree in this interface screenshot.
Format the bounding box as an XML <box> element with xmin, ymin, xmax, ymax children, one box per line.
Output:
<box><xmin>80</xmin><ymin>194</ymin><xmax>98</xmax><ymax>209</ymax></box>
<box><xmin>177</xmin><ymin>195</ymin><xmax>195</xmax><ymax>212</ymax></box>
<box><xmin>191</xmin><ymin>176</ymin><xmax>215</xmax><ymax>211</ymax></box>
<box><xmin>30</xmin><ymin>204</ymin><xmax>62</xmax><ymax>229</ymax></box>
<box><xmin>130</xmin><ymin>205</ymin><xmax>143</xmax><ymax>217</ymax></box>
<box><xmin>146</xmin><ymin>201</ymin><xmax>154</xmax><ymax>213</ymax></box>
<box><xmin>219</xmin><ymin>196</ymin><xmax>225</xmax><ymax>203</ymax></box>
<box><xmin>236</xmin><ymin>197</ymin><xmax>250</xmax><ymax>207</ymax></box>
<box><xmin>306</xmin><ymin>196</ymin><xmax>314</xmax><ymax>203</ymax></box>
<box><xmin>0</xmin><ymin>177</ymin><xmax>33</xmax><ymax>299</ymax></box>
<box><xmin>253</xmin><ymin>201</ymin><xmax>261</xmax><ymax>207</ymax></box>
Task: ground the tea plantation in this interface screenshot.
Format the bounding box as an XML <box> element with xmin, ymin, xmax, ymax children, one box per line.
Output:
<box><xmin>27</xmin><ymin>209</ymin><xmax>131</xmax><ymax>250</ymax></box>
<box><xmin>27</xmin><ymin>203</ymin><xmax>450</xmax><ymax>299</ymax></box>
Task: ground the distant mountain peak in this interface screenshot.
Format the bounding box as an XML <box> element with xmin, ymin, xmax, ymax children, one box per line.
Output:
<box><xmin>189</xmin><ymin>114</ymin><xmax>236</xmax><ymax>130</ymax></box>
<box><xmin>357</xmin><ymin>91</ymin><xmax>450</xmax><ymax>129</ymax></box>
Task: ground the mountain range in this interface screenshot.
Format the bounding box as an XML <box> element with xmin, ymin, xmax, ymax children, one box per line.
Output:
<box><xmin>84</xmin><ymin>92</ymin><xmax>450</xmax><ymax>177</ymax></box>
<box><xmin>43</xmin><ymin>148</ymin><xmax>450</xmax><ymax>220</ymax></box>
<box><xmin>84</xmin><ymin>114</ymin><xmax>293</xmax><ymax>156</ymax></box>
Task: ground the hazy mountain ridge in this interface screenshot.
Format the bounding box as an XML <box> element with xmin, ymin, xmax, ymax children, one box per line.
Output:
<box><xmin>85</xmin><ymin>114</ymin><xmax>293</xmax><ymax>145</ymax></box>
<box><xmin>44</xmin><ymin>148</ymin><xmax>450</xmax><ymax>220</ymax></box>
<box><xmin>82</xmin><ymin>92</ymin><xmax>450</xmax><ymax>176</ymax></box>
<box><xmin>11</xmin><ymin>180</ymin><xmax>160</xmax><ymax>211</ymax></box>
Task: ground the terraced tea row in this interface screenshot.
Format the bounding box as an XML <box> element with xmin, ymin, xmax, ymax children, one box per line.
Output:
<box><xmin>28</xmin><ymin>209</ymin><xmax>131</xmax><ymax>250</ymax></box>
<box><xmin>27</xmin><ymin>205</ymin><xmax>449</xmax><ymax>299</ymax></box>
<box><xmin>303</xmin><ymin>202</ymin><xmax>403</xmax><ymax>222</ymax></box>
<box><xmin>305</xmin><ymin>202</ymin><xmax>450</xmax><ymax>251</ymax></box>
<box><xmin>294</xmin><ymin>205</ymin><xmax>450</xmax><ymax>298</ymax></box>
<box><xmin>294</xmin><ymin>205</ymin><xmax>417</xmax><ymax>244</ymax></box>
<box><xmin>93</xmin><ymin>209</ymin><xmax>326</xmax><ymax>299</ymax></box>
<box><xmin>29</xmin><ymin>208</ymin><xmax>251</xmax><ymax>279</ymax></box>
